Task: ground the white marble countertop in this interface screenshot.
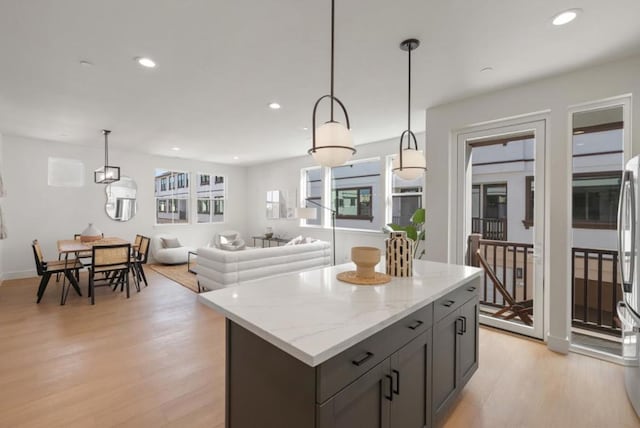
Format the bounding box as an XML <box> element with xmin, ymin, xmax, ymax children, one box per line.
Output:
<box><xmin>198</xmin><ymin>259</ymin><xmax>482</xmax><ymax>367</ymax></box>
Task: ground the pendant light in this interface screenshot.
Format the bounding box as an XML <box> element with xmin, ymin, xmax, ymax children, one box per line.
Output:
<box><xmin>392</xmin><ymin>39</ymin><xmax>426</xmax><ymax>180</ymax></box>
<box><xmin>94</xmin><ymin>129</ymin><xmax>121</xmax><ymax>184</ymax></box>
<box><xmin>308</xmin><ymin>0</ymin><xmax>356</xmax><ymax>167</ymax></box>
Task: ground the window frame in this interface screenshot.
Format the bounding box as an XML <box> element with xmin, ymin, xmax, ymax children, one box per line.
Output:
<box><xmin>333</xmin><ymin>186</ymin><xmax>374</xmax><ymax>221</ymax></box>
<box><xmin>195</xmin><ymin>172</ymin><xmax>226</xmax><ymax>224</ymax></box>
<box><xmin>154</xmin><ymin>169</ymin><xmax>191</xmax><ymax>226</ymax></box>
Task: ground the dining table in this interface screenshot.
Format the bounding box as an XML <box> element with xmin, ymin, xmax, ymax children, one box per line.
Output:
<box><xmin>56</xmin><ymin>237</ymin><xmax>135</xmax><ymax>305</ymax></box>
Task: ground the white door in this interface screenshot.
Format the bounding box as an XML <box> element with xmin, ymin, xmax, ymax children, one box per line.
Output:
<box><xmin>456</xmin><ymin>119</ymin><xmax>546</xmax><ymax>339</ymax></box>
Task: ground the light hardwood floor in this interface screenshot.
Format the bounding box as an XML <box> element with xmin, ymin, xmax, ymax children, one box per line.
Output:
<box><xmin>0</xmin><ymin>271</ymin><xmax>638</xmax><ymax>428</ymax></box>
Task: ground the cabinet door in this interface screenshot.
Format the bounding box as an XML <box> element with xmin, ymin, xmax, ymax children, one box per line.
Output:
<box><xmin>390</xmin><ymin>330</ymin><xmax>432</xmax><ymax>428</ymax></box>
<box><xmin>432</xmin><ymin>309</ymin><xmax>463</xmax><ymax>418</ymax></box>
<box><xmin>459</xmin><ymin>298</ymin><xmax>479</xmax><ymax>387</ymax></box>
<box><xmin>317</xmin><ymin>358</ymin><xmax>391</xmax><ymax>428</ymax></box>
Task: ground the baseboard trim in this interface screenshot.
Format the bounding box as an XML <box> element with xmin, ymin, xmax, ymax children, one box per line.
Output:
<box><xmin>2</xmin><ymin>269</ymin><xmax>37</xmax><ymax>281</ymax></box>
<box><xmin>569</xmin><ymin>343</ymin><xmax>625</xmax><ymax>366</ymax></box>
<box><xmin>546</xmin><ymin>334</ymin><xmax>570</xmax><ymax>354</ymax></box>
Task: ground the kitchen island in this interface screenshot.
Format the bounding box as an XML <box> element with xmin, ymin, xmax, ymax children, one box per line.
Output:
<box><xmin>199</xmin><ymin>259</ymin><xmax>482</xmax><ymax>428</ymax></box>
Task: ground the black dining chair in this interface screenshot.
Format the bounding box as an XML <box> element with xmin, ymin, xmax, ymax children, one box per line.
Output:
<box><xmin>32</xmin><ymin>239</ymin><xmax>83</xmax><ymax>304</ymax></box>
<box><xmin>88</xmin><ymin>243</ymin><xmax>131</xmax><ymax>305</ymax></box>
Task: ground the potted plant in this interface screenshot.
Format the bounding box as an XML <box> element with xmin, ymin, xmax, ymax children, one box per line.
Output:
<box><xmin>383</xmin><ymin>208</ymin><xmax>425</xmax><ymax>259</ymax></box>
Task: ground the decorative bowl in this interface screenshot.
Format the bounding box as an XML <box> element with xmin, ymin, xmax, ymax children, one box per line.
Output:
<box><xmin>351</xmin><ymin>246</ymin><xmax>381</xmax><ymax>279</ymax></box>
<box><xmin>264</xmin><ymin>233</ymin><xmax>274</xmax><ymax>239</ymax></box>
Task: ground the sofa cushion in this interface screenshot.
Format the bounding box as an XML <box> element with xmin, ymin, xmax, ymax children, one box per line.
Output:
<box><xmin>285</xmin><ymin>235</ymin><xmax>304</xmax><ymax>246</ymax></box>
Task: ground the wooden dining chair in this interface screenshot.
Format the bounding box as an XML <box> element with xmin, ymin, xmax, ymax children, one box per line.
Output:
<box><xmin>89</xmin><ymin>243</ymin><xmax>131</xmax><ymax>305</ymax></box>
<box><xmin>32</xmin><ymin>240</ymin><xmax>83</xmax><ymax>304</ymax></box>
<box><xmin>132</xmin><ymin>236</ymin><xmax>150</xmax><ymax>289</ymax></box>
<box><xmin>476</xmin><ymin>249</ymin><xmax>533</xmax><ymax>326</ymax></box>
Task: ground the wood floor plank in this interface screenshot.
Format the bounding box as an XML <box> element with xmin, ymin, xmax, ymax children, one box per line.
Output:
<box><xmin>1</xmin><ymin>271</ymin><xmax>638</xmax><ymax>427</ymax></box>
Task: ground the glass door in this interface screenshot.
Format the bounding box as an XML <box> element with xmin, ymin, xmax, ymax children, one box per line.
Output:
<box><xmin>457</xmin><ymin>120</ymin><xmax>546</xmax><ymax>339</ymax></box>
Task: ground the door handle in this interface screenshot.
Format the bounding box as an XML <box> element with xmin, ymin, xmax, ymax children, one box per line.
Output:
<box><xmin>392</xmin><ymin>369</ymin><xmax>400</xmax><ymax>395</ymax></box>
<box><xmin>352</xmin><ymin>351</ymin><xmax>374</xmax><ymax>367</ymax></box>
<box><xmin>456</xmin><ymin>317</ymin><xmax>464</xmax><ymax>335</ymax></box>
<box><xmin>384</xmin><ymin>374</ymin><xmax>394</xmax><ymax>401</ymax></box>
<box><xmin>408</xmin><ymin>320</ymin><xmax>424</xmax><ymax>330</ymax></box>
<box><xmin>443</xmin><ymin>300</ymin><xmax>455</xmax><ymax>308</ymax></box>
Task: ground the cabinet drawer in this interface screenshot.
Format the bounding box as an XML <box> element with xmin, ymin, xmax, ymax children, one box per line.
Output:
<box><xmin>316</xmin><ymin>303</ymin><xmax>433</xmax><ymax>404</ymax></box>
<box><xmin>434</xmin><ymin>279</ymin><xmax>480</xmax><ymax>322</ymax></box>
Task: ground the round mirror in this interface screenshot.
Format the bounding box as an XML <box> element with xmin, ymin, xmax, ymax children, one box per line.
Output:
<box><xmin>105</xmin><ymin>176</ymin><xmax>137</xmax><ymax>221</ymax></box>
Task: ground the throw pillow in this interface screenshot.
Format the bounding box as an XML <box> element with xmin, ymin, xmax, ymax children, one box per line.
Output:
<box><xmin>285</xmin><ymin>235</ymin><xmax>304</xmax><ymax>246</ymax></box>
<box><xmin>161</xmin><ymin>237</ymin><xmax>182</xmax><ymax>248</ymax></box>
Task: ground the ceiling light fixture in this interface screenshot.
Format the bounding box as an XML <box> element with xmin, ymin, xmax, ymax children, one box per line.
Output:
<box><xmin>233</xmin><ymin>156</ymin><xmax>239</xmax><ymax>160</ymax></box>
<box><xmin>136</xmin><ymin>57</ymin><xmax>156</xmax><ymax>68</ymax></box>
<box><xmin>94</xmin><ymin>130</ymin><xmax>120</xmax><ymax>184</ymax></box>
<box><xmin>392</xmin><ymin>39</ymin><xmax>426</xmax><ymax>181</ymax></box>
<box><xmin>268</xmin><ymin>102</ymin><xmax>281</xmax><ymax>110</ymax></box>
<box><xmin>308</xmin><ymin>0</ymin><xmax>355</xmax><ymax>167</ymax></box>
<box><xmin>171</xmin><ymin>147</ymin><xmax>180</xmax><ymax>151</ymax></box>
<box><xmin>552</xmin><ymin>9</ymin><xmax>580</xmax><ymax>26</ymax></box>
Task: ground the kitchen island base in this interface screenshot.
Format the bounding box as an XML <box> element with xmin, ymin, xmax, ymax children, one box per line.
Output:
<box><xmin>223</xmin><ymin>277</ymin><xmax>479</xmax><ymax>428</ymax></box>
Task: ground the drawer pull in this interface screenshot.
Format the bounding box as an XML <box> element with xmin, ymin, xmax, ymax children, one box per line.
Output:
<box><xmin>467</xmin><ymin>286</ymin><xmax>476</xmax><ymax>292</ymax></box>
<box><xmin>443</xmin><ymin>300</ymin><xmax>455</xmax><ymax>307</ymax></box>
<box><xmin>352</xmin><ymin>351</ymin><xmax>374</xmax><ymax>367</ymax></box>
<box><xmin>408</xmin><ymin>320</ymin><xmax>424</xmax><ymax>330</ymax></box>
<box><xmin>392</xmin><ymin>369</ymin><xmax>400</xmax><ymax>395</ymax></box>
<box><xmin>462</xmin><ymin>316</ymin><xmax>467</xmax><ymax>333</ymax></box>
<box><xmin>457</xmin><ymin>317</ymin><xmax>464</xmax><ymax>335</ymax></box>
<box><xmin>385</xmin><ymin>374</ymin><xmax>394</xmax><ymax>401</ymax></box>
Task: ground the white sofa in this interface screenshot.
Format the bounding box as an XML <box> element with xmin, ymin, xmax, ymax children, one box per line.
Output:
<box><xmin>150</xmin><ymin>234</ymin><xmax>193</xmax><ymax>265</ymax></box>
<box><xmin>194</xmin><ymin>240</ymin><xmax>331</xmax><ymax>291</ymax></box>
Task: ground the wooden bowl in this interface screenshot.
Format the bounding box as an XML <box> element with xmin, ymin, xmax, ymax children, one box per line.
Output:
<box><xmin>351</xmin><ymin>247</ymin><xmax>380</xmax><ymax>279</ymax></box>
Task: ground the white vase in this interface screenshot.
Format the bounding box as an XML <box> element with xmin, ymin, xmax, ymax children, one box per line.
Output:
<box><xmin>81</xmin><ymin>223</ymin><xmax>102</xmax><ymax>242</ymax></box>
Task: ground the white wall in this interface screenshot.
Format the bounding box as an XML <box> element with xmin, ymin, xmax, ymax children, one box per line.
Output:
<box><xmin>2</xmin><ymin>135</ymin><xmax>248</xmax><ymax>279</ymax></box>
<box><xmin>245</xmin><ymin>135</ymin><xmax>425</xmax><ymax>264</ymax></box>
<box><xmin>0</xmin><ymin>132</ymin><xmax>3</xmax><ymax>282</ymax></box>
<box><xmin>425</xmin><ymin>54</ymin><xmax>640</xmax><ymax>353</ymax></box>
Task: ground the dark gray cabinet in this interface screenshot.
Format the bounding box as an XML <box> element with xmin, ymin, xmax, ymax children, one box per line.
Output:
<box><xmin>317</xmin><ymin>358</ymin><xmax>391</xmax><ymax>428</ymax></box>
<box><xmin>432</xmin><ymin>294</ymin><xmax>479</xmax><ymax>424</ymax></box>
<box><xmin>223</xmin><ymin>278</ymin><xmax>479</xmax><ymax>428</ymax></box>
<box><xmin>319</xmin><ymin>330</ymin><xmax>431</xmax><ymax>428</ymax></box>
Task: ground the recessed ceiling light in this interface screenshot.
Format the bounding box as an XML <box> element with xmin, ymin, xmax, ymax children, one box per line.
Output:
<box><xmin>552</xmin><ymin>9</ymin><xmax>581</xmax><ymax>26</ymax></box>
<box><xmin>268</xmin><ymin>102</ymin><xmax>281</xmax><ymax>110</ymax></box>
<box><xmin>136</xmin><ymin>57</ymin><xmax>157</xmax><ymax>68</ymax></box>
<box><xmin>79</xmin><ymin>60</ymin><xmax>93</xmax><ymax>67</ymax></box>
<box><xmin>302</xmin><ymin>127</ymin><xmax>309</xmax><ymax>131</ymax></box>
<box><xmin>233</xmin><ymin>156</ymin><xmax>239</xmax><ymax>160</ymax></box>
<box><xmin>480</xmin><ymin>66</ymin><xmax>494</xmax><ymax>73</ymax></box>
<box><xmin>171</xmin><ymin>147</ymin><xmax>180</xmax><ymax>151</ymax></box>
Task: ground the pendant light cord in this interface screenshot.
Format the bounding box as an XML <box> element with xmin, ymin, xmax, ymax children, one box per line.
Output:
<box><xmin>103</xmin><ymin>130</ymin><xmax>110</xmax><ymax>166</ymax></box>
<box><xmin>407</xmin><ymin>43</ymin><xmax>411</xmax><ymax>133</ymax></box>
<box><xmin>330</xmin><ymin>0</ymin><xmax>335</xmax><ymax>121</ymax></box>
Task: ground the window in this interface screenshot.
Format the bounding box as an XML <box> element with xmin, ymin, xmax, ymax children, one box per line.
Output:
<box><xmin>154</xmin><ymin>169</ymin><xmax>190</xmax><ymax>224</ymax></box>
<box><xmin>331</xmin><ymin>159</ymin><xmax>381</xmax><ymax>231</ymax></box>
<box><xmin>333</xmin><ymin>187</ymin><xmax>373</xmax><ymax>220</ymax></box>
<box><xmin>525</xmin><ymin>172</ymin><xmax>621</xmax><ymax>229</ymax></box>
<box><xmin>573</xmin><ymin>172</ymin><xmax>621</xmax><ymax>229</ymax></box>
<box><xmin>196</xmin><ymin>173</ymin><xmax>225</xmax><ymax>223</ymax></box>
<box><xmin>301</xmin><ymin>167</ymin><xmax>323</xmax><ymax>226</ymax></box>
<box><xmin>388</xmin><ymin>156</ymin><xmax>423</xmax><ymax>227</ymax></box>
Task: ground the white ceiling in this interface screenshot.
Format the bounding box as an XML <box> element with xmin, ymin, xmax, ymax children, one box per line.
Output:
<box><xmin>1</xmin><ymin>0</ymin><xmax>639</xmax><ymax>165</ymax></box>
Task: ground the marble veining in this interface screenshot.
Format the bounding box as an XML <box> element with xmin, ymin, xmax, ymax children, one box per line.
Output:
<box><xmin>198</xmin><ymin>259</ymin><xmax>482</xmax><ymax>367</ymax></box>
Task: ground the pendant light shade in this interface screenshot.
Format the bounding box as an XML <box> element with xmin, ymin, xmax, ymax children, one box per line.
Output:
<box><xmin>94</xmin><ymin>129</ymin><xmax>120</xmax><ymax>184</ymax></box>
<box><xmin>393</xmin><ymin>39</ymin><xmax>426</xmax><ymax>180</ymax></box>
<box><xmin>392</xmin><ymin>147</ymin><xmax>426</xmax><ymax>180</ymax></box>
<box><xmin>308</xmin><ymin>0</ymin><xmax>356</xmax><ymax>167</ymax></box>
<box><xmin>312</xmin><ymin>121</ymin><xmax>354</xmax><ymax>167</ymax></box>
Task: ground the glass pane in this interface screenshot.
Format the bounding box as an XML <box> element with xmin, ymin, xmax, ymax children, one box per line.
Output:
<box><xmin>331</xmin><ymin>159</ymin><xmax>381</xmax><ymax>231</ymax></box>
<box><xmin>304</xmin><ymin>168</ymin><xmax>322</xmax><ymax>226</ymax></box>
<box><xmin>392</xmin><ymin>194</ymin><xmax>421</xmax><ymax>226</ymax></box>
